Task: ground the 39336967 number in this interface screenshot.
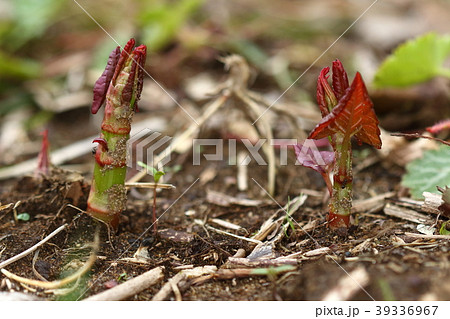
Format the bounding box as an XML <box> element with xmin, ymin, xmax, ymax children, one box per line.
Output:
<box><xmin>375</xmin><ymin>305</ymin><xmax>438</xmax><ymax>316</ymax></box>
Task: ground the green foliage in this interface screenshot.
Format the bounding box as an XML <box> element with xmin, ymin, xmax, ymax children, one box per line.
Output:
<box><xmin>137</xmin><ymin>0</ymin><xmax>204</xmax><ymax>51</ymax></box>
<box><xmin>374</xmin><ymin>33</ymin><xmax>450</xmax><ymax>88</ymax></box>
<box><xmin>0</xmin><ymin>0</ymin><xmax>65</xmax><ymax>50</ymax></box>
<box><xmin>402</xmin><ymin>145</ymin><xmax>450</xmax><ymax>199</ymax></box>
<box><xmin>16</xmin><ymin>213</ymin><xmax>30</xmax><ymax>221</ymax></box>
<box><xmin>117</xmin><ymin>272</ymin><xmax>129</xmax><ymax>282</ymax></box>
<box><xmin>137</xmin><ymin>161</ymin><xmax>165</xmax><ymax>183</ymax></box>
<box><xmin>0</xmin><ymin>51</ymin><xmax>41</xmax><ymax>80</ymax></box>
<box><xmin>440</xmin><ymin>221</ymin><xmax>450</xmax><ymax>235</ymax></box>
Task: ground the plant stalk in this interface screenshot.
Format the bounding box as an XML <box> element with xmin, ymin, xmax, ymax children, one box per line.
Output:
<box><xmin>86</xmin><ymin>39</ymin><xmax>146</xmax><ymax>230</ymax></box>
<box><xmin>328</xmin><ymin>133</ymin><xmax>353</xmax><ymax>228</ymax></box>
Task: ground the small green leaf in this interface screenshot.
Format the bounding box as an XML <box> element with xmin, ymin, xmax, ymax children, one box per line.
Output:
<box><xmin>137</xmin><ymin>161</ymin><xmax>165</xmax><ymax>183</ymax></box>
<box><xmin>117</xmin><ymin>272</ymin><xmax>128</xmax><ymax>281</ymax></box>
<box><xmin>374</xmin><ymin>33</ymin><xmax>450</xmax><ymax>88</ymax></box>
<box><xmin>402</xmin><ymin>145</ymin><xmax>450</xmax><ymax>199</ymax></box>
<box><xmin>153</xmin><ymin>170</ymin><xmax>165</xmax><ymax>183</ymax></box>
<box><xmin>439</xmin><ymin>221</ymin><xmax>450</xmax><ymax>235</ymax></box>
<box><xmin>17</xmin><ymin>213</ymin><xmax>30</xmax><ymax>221</ymax></box>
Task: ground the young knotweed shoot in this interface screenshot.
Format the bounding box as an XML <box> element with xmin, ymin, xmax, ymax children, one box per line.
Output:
<box><xmin>137</xmin><ymin>161</ymin><xmax>165</xmax><ymax>234</ymax></box>
<box><xmin>297</xmin><ymin>60</ymin><xmax>382</xmax><ymax>229</ymax></box>
<box><xmin>35</xmin><ymin>129</ymin><xmax>50</xmax><ymax>177</ymax></box>
<box><xmin>87</xmin><ymin>38</ymin><xmax>147</xmax><ymax>230</ymax></box>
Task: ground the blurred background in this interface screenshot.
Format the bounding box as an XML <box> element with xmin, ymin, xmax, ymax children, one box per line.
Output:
<box><xmin>0</xmin><ymin>0</ymin><xmax>449</xmax><ymax>169</ymax></box>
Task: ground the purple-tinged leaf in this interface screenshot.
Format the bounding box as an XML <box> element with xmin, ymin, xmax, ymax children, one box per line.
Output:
<box><xmin>294</xmin><ymin>139</ymin><xmax>334</xmax><ymax>175</ymax></box>
<box><xmin>295</xmin><ymin>139</ymin><xmax>334</xmax><ymax>194</ymax></box>
<box><xmin>92</xmin><ymin>46</ymin><xmax>120</xmax><ymax>114</ymax></box>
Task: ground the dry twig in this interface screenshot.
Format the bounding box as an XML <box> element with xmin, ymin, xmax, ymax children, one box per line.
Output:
<box><xmin>0</xmin><ymin>224</ymin><xmax>67</xmax><ymax>270</ymax></box>
<box><xmin>152</xmin><ymin>266</ymin><xmax>217</xmax><ymax>301</ymax></box>
<box><xmin>84</xmin><ymin>266</ymin><xmax>164</xmax><ymax>301</ymax></box>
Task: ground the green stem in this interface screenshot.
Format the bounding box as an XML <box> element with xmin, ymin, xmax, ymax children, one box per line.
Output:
<box><xmin>328</xmin><ymin>133</ymin><xmax>353</xmax><ymax>228</ymax></box>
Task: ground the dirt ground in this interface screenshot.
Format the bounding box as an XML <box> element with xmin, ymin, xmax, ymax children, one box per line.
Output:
<box><xmin>0</xmin><ymin>0</ymin><xmax>449</xmax><ymax>302</ymax></box>
<box><xmin>0</xmin><ymin>139</ymin><xmax>449</xmax><ymax>301</ymax></box>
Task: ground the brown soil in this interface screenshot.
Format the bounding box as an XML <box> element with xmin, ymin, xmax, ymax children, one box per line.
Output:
<box><xmin>1</xmin><ymin>145</ymin><xmax>449</xmax><ymax>301</ymax></box>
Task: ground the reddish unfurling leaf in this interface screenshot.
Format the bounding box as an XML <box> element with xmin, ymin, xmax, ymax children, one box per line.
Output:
<box><xmin>309</xmin><ymin>72</ymin><xmax>382</xmax><ymax>149</ymax></box>
<box><xmin>122</xmin><ymin>44</ymin><xmax>146</xmax><ymax>111</ymax></box>
<box><xmin>316</xmin><ymin>67</ymin><xmax>337</xmax><ymax>116</ymax></box>
<box><xmin>92</xmin><ymin>47</ymin><xmax>120</xmax><ymax>114</ymax></box>
<box><xmin>134</xmin><ymin>45</ymin><xmax>147</xmax><ymax>112</ymax></box>
<box><xmin>111</xmin><ymin>38</ymin><xmax>136</xmax><ymax>85</ymax></box>
<box><xmin>331</xmin><ymin>59</ymin><xmax>349</xmax><ymax>100</ymax></box>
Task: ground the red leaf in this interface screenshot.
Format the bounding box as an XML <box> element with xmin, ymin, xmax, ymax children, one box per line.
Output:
<box><xmin>92</xmin><ymin>46</ymin><xmax>120</xmax><ymax>114</ymax></box>
<box><xmin>35</xmin><ymin>129</ymin><xmax>50</xmax><ymax>177</ymax></box>
<box><xmin>112</xmin><ymin>38</ymin><xmax>136</xmax><ymax>85</ymax></box>
<box><xmin>122</xmin><ymin>44</ymin><xmax>147</xmax><ymax>111</ymax></box>
<box><xmin>331</xmin><ymin>59</ymin><xmax>349</xmax><ymax>100</ymax></box>
<box><xmin>316</xmin><ymin>67</ymin><xmax>337</xmax><ymax>116</ymax></box>
<box><xmin>309</xmin><ymin>72</ymin><xmax>382</xmax><ymax>149</ymax></box>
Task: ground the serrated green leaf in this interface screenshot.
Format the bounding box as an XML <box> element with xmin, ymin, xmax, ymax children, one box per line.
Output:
<box><xmin>374</xmin><ymin>33</ymin><xmax>450</xmax><ymax>88</ymax></box>
<box><xmin>402</xmin><ymin>145</ymin><xmax>450</xmax><ymax>199</ymax></box>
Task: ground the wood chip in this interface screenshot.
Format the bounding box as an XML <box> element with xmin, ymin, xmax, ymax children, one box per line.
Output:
<box><xmin>422</xmin><ymin>192</ymin><xmax>446</xmax><ymax>216</ymax></box>
<box><xmin>125</xmin><ymin>182</ymin><xmax>175</xmax><ymax>190</ymax></box>
<box><xmin>158</xmin><ymin>229</ymin><xmax>194</xmax><ymax>243</ymax></box>
<box><xmin>352</xmin><ymin>192</ymin><xmax>395</xmax><ymax>214</ymax></box>
<box><xmin>206</xmin><ymin>189</ymin><xmax>270</xmax><ymax>207</ymax></box>
<box><xmin>384</xmin><ymin>203</ymin><xmax>434</xmax><ymax>224</ymax></box>
<box><xmin>195</xmin><ymin>219</ymin><xmax>261</xmax><ymax>244</ymax></box>
<box><xmin>210</xmin><ymin>218</ymin><xmax>243</xmax><ymax>231</ymax></box>
<box><xmin>404</xmin><ymin>232</ymin><xmax>450</xmax><ymax>240</ymax></box>
<box><xmin>152</xmin><ymin>266</ymin><xmax>217</xmax><ymax>301</ymax></box>
<box><xmin>227</xmin><ymin>257</ymin><xmax>298</xmax><ymax>268</ymax></box>
<box><xmin>303</xmin><ymin>247</ymin><xmax>331</xmax><ymax>257</ymax></box>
